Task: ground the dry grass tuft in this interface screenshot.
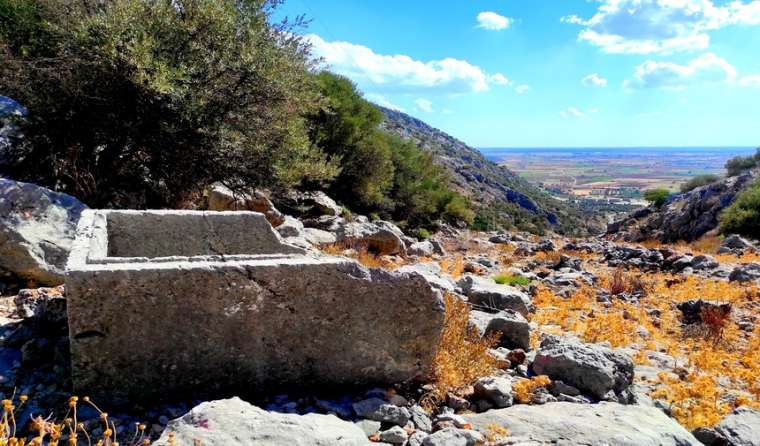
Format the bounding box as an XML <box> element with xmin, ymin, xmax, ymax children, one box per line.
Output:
<box><xmin>422</xmin><ymin>293</ymin><xmax>500</xmax><ymax>409</ymax></box>
<box><xmin>320</xmin><ymin>243</ymin><xmax>403</xmax><ymax>269</ymax></box>
<box><xmin>690</xmin><ymin>235</ymin><xmax>722</xmax><ymax>255</ymax></box>
<box><xmin>1</xmin><ymin>395</ymin><xmax>151</xmax><ymax>446</ymax></box>
<box><xmin>513</xmin><ymin>375</ymin><xmax>551</xmax><ymax>404</ymax></box>
<box><xmin>439</xmin><ymin>256</ymin><xmax>465</xmax><ymax>279</ymax></box>
<box><xmin>484</xmin><ymin>423</ymin><xmax>509</xmax><ymax>443</ymax></box>
<box><xmin>534</xmin><ymin>251</ymin><xmax>562</xmax><ymax>266</ymax></box>
<box><xmin>600</xmin><ymin>268</ymin><xmax>654</xmax><ymax>297</ymax></box>
<box><xmin>699</xmin><ymin>305</ymin><xmax>732</xmax><ymax>346</ymax></box>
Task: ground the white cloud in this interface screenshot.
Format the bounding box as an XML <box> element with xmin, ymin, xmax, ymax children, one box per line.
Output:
<box><xmin>307</xmin><ymin>34</ymin><xmax>510</xmax><ymax>93</ymax></box>
<box><xmin>490</xmin><ymin>73</ymin><xmax>511</xmax><ymax>85</ymax></box>
<box><xmin>364</xmin><ymin>93</ymin><xmax>406</xmax><ymax>112</ymax></box>
<box><xmin>562</xmin><ymin>0</ymin><xmax>760</xmax><ymax>54</ymax></box>
<box><xmin>582</xmin><ymin>73</ymin><xmax>608</xmax><ymax>87</ymax></box>
<box><xmin>477</xmin><ymin>11</ymin><xmax>512</xmax><ymax>30</ymax></box>
<box><xmin>560</xmin><ymin>107</ymin><xmax>586</xmax><ymax>118</ymax></box>
<box><xmin>626</xmin><ymin>52</ymin><xmax>737</xmax><ymax>89</ymax></box>
<box><xmin>415</xmin><ymin>98</ymin><xmax>433</xmax><ymax>113</ymax></box>
<box><xmin>515</xmin><ymin>84</ymin><xmax>530</xmax><ymax>94</ymax></box>
<box><xmin>739</xmin><ymin>75</ymin><xmax>760</xmax><ymax>87</ymax></box>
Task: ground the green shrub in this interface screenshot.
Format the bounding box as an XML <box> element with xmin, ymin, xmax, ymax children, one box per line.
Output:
<box><xmin>310</xmin><ymin>71</ymin><xmax>472</xmax><ymax>228</ymax></box>
<box><xmin>1</xmin><ymin>0</ymin><xmax>338</xmax><ymax>207</ymax></box>
<box><xmin>680</xmin><ymin>174</ymin><xmax>720</xmax><ymax>193</ymax></box>
<box><xmin>415</xmin><ymin>228</ymin><xmax>431</xmax><ymax>239</ymax></box>
<box><xmin>493</xmin><ymin>273</ymin><xmax>530</xmax><ymax>286</ymax></box>
<box><xmin>309</xmin><ymin>72</ymin><xmax>394</xmax><ymax>208</ymax></box>
<box><xmin>644</xmin><ymin>188</ymin><xmax>671</xmax><ymax>208</ymax></box>
<box><xmin>719</xmin><ymin>179</ymin><xmax>760</xmax><ymax>238</ymax></box>
<box><xmin>725</xmin><ymin>148</ymin><xmax>760</xmax><ymax>177</ymax></box>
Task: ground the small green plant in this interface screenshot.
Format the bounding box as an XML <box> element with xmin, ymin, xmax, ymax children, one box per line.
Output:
<box><xmin>340</xmin><ymin>205</ymin><xmax>353</xmax><ymax>222</ymax></box>
<box><xmin>719</xmin><ymin>179</ymin><xmax>760</xmax><ymax>238</ymax></box>
<box><xmin>493</xmin><ymin>273</ymin><xmax>530</xmax><ymax>286</ymax></box>
<box><xmin>644</xmin><ymin>188</ymin><xmax>671</xmax><ymax>208</ymax></box>
<box><xmin>415</xmin><ymin>228</ymin><xmax>431</xmax><ymax>239</ymax></box>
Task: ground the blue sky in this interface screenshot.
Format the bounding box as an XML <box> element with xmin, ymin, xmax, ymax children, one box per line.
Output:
<box><xmin>274</xmin><ymin>0</ymin><xmax>760</xmax><ymax>148</ymax></box>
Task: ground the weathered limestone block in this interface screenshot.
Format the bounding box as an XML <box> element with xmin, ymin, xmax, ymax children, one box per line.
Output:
<box><xmin>207</xmin><ymin>183</ymin><xmax>285</xmax><ymax>227</ymax></box>
<box><xmin>154</xmin><ymin>397</ymin><xmax>371</xmax><ymax>446</ymax></box>
<box><xmin>1</xmin><ymin>178</ymin><xmax>86</xmax><ymax>285</ymax></box>
<box><xmin>66</xmin><ymin>210</ymin><xmax>444</xmax><ymax>403</ymax></box>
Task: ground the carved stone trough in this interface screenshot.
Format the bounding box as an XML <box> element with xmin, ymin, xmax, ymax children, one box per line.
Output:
<box><xmin>66</xmin><ymin>210</ymin><xmax>443</xmax><ymax>403</ymax></box>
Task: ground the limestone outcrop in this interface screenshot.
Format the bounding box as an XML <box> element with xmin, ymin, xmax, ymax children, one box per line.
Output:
<box><xmin>0</xmin><ymin>178</ymin><xmax>86</xmax><ymax>286</ymax></box>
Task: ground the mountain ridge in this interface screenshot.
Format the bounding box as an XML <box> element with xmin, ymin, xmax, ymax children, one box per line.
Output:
<box><xmin>378</xmin><ymin>106</ymin><xmax>597</xmax><ymax>235</ymax></box>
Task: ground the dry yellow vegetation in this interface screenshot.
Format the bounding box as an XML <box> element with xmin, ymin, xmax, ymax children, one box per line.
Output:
<box><xmin>531</xmin><ymin>270</ymin><xmax>760</xmax><ymax>430</ymax></box>
<box><xmin>320</xmin><ymin>243</ymin><xmax>404</xmax><ymax>269</ymax></box>
<box><xmin>439</xmin><ymin>255</ymin><xmax>465</xmax><ymax>279</ymax></box>
<box><xmin>423</xmin><ymin>293</ymin><xmax>500</xmax><ymax>409</ymax></box>
<box><xmin>513</xmin><ymin>375</ymin><xmax>552</xmax><ymax>404</ymax></box>
<box><xmin>1</xmin><ymin>395</ymin><xmax>149</xmax><ymax>446</ymax></box>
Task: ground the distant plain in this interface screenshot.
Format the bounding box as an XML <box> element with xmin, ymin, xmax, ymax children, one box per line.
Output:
<box><xmin>481</xmin><ymin>147</ymin><xmax>756</xmax><ymax>195</ymax></box>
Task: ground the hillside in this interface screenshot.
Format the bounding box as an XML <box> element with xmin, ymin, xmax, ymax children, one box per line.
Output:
<box><xmin>379</xmin><ymin>106</ymin><xmax>600</xmax><ymax>235</ymax></box>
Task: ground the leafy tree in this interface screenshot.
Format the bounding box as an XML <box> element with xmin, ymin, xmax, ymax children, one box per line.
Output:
<box><xmin>309</xmin><ymin>71</ymin><xmax>472</xmax><ymax>227</ymax></box>
<box><xmin>644</xmin><ymin>188</ymin><xmax>671</xmax><ymax>208</ymax></box>
<box><xmin>725</xmin><ymin>148</ymin><xmax>760</xmax><ymax>177</ymax></box>
<box><xmin>387</xmin><ymin>133</ymin><xmax>473</xmax><ymax>227</ymax></box>
<box><xmin>308</xmin><ymin>72</ymin><xmax>394</xmax><ymax>208</ymax></box>
<box><xmin>681</xmin><ymin>174</ymin><xmax>720</xmax><ymax>193</ymax></box>
<box><xmin>1</xmin><ymin>0</ymin><xmax>338</xmax><ymax>207</ymax></box>
<box><xmin>719</xmin><ymin>179</ymin><xmax>760</xmax><ymax>238</ymax></box>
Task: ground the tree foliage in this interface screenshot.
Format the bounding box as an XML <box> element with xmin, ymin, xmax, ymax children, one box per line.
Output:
<box><xmin>309</xmin><ymin>72</ymin><xmax>473</xmax><ymax>227</ymax></box>
<box><xmin>1</xmin><ymin>1</ymin><xmax>471</xmax><ymax>228</ymax></box>
<box><xmin>644</xmin><ymin>188</ymin><xmax>671</xmax><ymax>208</ymax></box>
<box><xmin>1</xmin><ymin>0</ymin><xmax>338</xmax><ymax>207</ymax></box>
<box><xmin>719</xmin><ymin>179</ymin><xmax>760</xmax><ymax>238</ymax></box>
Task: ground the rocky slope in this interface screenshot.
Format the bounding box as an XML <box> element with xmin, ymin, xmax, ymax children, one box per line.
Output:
<box><xmin>608</xmin><ymin>170</ymin><xmax>758</xmax><ymax>242</ymax></box>
<box><xmin>2</xmin><ymin>180</ymin><xmax>760</xmax><ymax>445</ymax></box>
<box><xmin>379</xmin><ymin>107</ymin><xmax>599</xmax><ymax>236</ymax></box>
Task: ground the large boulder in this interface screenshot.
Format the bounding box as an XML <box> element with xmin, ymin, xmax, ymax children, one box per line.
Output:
<box><xmin>532</xmin><ymin>336</ymin><xmax>634</xmax><ymax>399</ymax></box>
<box><xmin>0</xmin><ymin>178</ymin><xmax>86</xmax><ymax>286</ymax></box>
<box><xmin>714</xmin><ymin>406</ymin><xmax>760</xmax><ymax>446</ymax></box>
<box><xmin>729</xmin><ymin>263</ymin><xmax>760</xmax><ymax>283</ymax></box>
<box><xmin>396</xmin><ymin>263</ymin><xmax>456</xmax><ymax>292</ymax></box>
<box><xmin>207</xmin><ymin>183</ymin><xmax>285</xmax><ymax>227</ymax></box>
<box><xmin>721</xmin><ymin>235</ymin><xmax>756</xmax><ymax>253</ymax></box>
<box><xmin>274</xmin><ymin>190</ymin><xmax>343</xmax><ymax>218</ymax></box>
<box><xmin>335</xmin><ymin>221</ymin><xmax>407</xmax><ymax>256</ymax></box>
<box><xmin>421</xmin><ymin>428</ymin><xmax>484</xmax><ymax>446</ymax></box>
<box><xmin>457</xmin><ymin>274</ymin><xmax>533</xmax><ymax>316</ymax></box>
<box><xmin>154</xmin><ymin>397</ymin><xmax>370</xmax><ymax>446</ymax></box>
<box><xmin>469</xmin><ymin>309</ymin><xmax>531</xmax><ymax>350</ymax></box>
<box><xmin>465</xmin><ymin>402</ymin><xmax>700</xmax><ymax>445</ymax></box>
<box><xmin>0</xmin><ymin>96</ymin><xmax>25</xmax><ymax>163</ymax></box>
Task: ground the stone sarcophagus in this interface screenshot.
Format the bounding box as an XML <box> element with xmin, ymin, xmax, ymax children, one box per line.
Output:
<box><xmin>66</xmin><ymin>210</ymin><xmax>443</xmax><ymax>403</ymax></box>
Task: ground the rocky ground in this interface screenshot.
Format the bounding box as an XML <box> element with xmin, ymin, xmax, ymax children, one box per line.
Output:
<box><xmin>2</xmin><ymin>179</ymin><xmax>760</xmax><ymax>445</ymax></box>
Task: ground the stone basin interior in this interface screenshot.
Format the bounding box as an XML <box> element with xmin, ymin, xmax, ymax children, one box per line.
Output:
<box><xmin>100</xmin><ymin>210</ymin><xmax>300</xmax><ymax>259</ymax></box>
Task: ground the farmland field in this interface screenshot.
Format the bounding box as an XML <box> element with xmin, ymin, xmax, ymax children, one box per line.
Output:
<box><xmin>481</xmin><ymin>147</ymin><xmax>756</xmax><ymax>200</ymax></box>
